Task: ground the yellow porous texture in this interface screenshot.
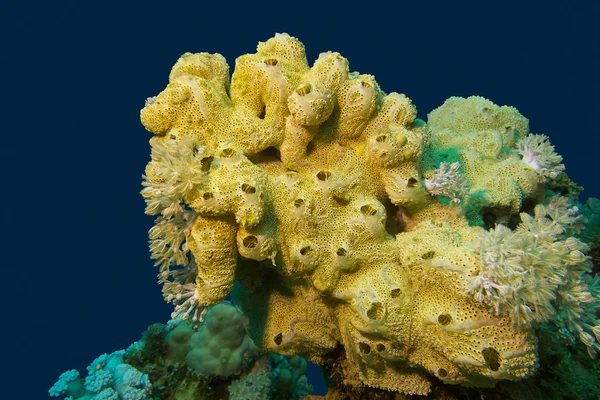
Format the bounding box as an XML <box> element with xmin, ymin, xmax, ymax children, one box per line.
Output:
<box><xmin>425</xmin><ymin>96</ymin><xmax>542</xmax><ymax>223</ymax></box>
<box><xmin>141</xmin><ymin>34</ymin><xmax>541</xmax><ymax>395</ymax></box>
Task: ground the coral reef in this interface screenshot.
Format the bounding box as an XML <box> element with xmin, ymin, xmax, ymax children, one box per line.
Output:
<box><xmin>137</xmin><ymin>33</ymin><xmax>600</xmax><ymax>396</ymax></box>
<box><xmin>184</xmin><ymin>302</ymin><xmax>259</xmax><ymax>376</ymax></box>
<box><xmin>50</xmin><ymin>302</ymin><xmax>313</xmax><ymax>399</ymax></box>
<box><xmin>49</xmin><ymin>351</ymin><xmax>152</xmax><ymax>399</ymax></box>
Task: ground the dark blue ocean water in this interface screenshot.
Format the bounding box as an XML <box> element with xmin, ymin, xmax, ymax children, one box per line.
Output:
<box><xmin>1</xmin><ymin>0</ymin><xmax>599</xmax><ymax>398</ymax></box>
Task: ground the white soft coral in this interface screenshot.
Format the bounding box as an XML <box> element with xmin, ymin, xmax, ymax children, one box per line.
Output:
<box><xmin>423</xmin><ymin>161</ymin><xmax>469</xmax><ymax>204</ymax></box>
<box><xmin>467</xmin><ymin>197</ymin><xmax>600</xmax><ymax>357</ymax></box>
<box><xmin>516</xmin><ymin>134</ymin><xmax>565</xmax><ymax>181</ymax></box>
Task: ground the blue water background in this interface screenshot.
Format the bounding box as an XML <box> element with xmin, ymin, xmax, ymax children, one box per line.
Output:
<box><xmin>1</xmin><ymin>0</ymin><xmax>599</xmax><ymax>398</ymax></box>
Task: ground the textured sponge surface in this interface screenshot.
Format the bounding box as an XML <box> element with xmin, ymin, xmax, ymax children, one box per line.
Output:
<box><xmin>140</xmin><ymin>34</ymin><xmax>598</xmax><ymax>395</ymax></box>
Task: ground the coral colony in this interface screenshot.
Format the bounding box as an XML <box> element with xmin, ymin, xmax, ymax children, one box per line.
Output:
<box><xmin>51</xmin><ymin>34</ymin><xmax>600</xmax><ymax>399</ymax></box>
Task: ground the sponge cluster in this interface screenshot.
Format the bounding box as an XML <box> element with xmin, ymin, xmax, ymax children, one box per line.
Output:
<box><xmin>139</xmin><ymin>34</ymin><xmax>596</xmax><ymax>395</ymax></box>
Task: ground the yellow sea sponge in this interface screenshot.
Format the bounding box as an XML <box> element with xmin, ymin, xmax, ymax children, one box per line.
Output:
<box><xmin>140</xmin><ymin>34</ymin><xmax>590</xmax><ymax>396</ymax></box>
<box><xmin>427</xmin><ymin>96</ymin><xmax>529</xmax><ymax>146</ymax></box>
<box><xmin>186</xmin><ymin>215</ymin><xmax>238</xmax><ymax>306</ymax></box>
<box><xmin>425</xmin><ymin>96</ymin><xmax>546</xmax><ymax>224</ymax></box>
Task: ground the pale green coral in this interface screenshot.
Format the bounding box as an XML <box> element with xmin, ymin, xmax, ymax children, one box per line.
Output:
<box><xmin>140</xmin><ymin>34</ymin><xmax>599</xmax><ymax>396</ymax></box>
<box><xmin>186</xmin><ymin>302</ymin><xmax>260</xmax><ymax>377</ymax></box>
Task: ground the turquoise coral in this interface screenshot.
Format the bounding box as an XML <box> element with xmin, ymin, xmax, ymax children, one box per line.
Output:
<box><xmin>49</xmin><ymin>351</ymin><xmax>152</xmax><ymax>399</ymax></box>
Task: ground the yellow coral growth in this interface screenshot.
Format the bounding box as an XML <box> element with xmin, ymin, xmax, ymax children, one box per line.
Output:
<box><xmin>139</xmin><ymin>34</ymin><xmax>594</xmax><ymax>395</ymax></box>
<box><xmin>425</xmin><ymin>96</ymin><xmax>544</xmax><ymax>223</ymax></box>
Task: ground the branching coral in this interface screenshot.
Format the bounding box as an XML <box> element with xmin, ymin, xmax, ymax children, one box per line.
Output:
<box><xmin>137</xmin><ymin>34</ymin><xmax>600</xmax><ymax>396</ymax></box>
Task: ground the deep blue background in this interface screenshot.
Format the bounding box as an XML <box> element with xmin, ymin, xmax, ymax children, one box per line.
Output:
<box><xmin>1</xmin><ymin>0</ymin><xmax>599</xmax><ymax>398</ymax></box>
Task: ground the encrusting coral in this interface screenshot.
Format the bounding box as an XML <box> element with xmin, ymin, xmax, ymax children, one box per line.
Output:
<box><xmin>138</xmin><ymin>33</ymin><xmax>600</xmax><ymax>396</ymax></box>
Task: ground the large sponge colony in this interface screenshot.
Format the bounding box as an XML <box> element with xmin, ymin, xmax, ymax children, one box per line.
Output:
<box><xmin>140</xmin><ymin>34</ymin><xmax>599</xmax><ymax>395</ymax></box>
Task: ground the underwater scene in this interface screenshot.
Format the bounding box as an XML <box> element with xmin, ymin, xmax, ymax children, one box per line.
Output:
<box><xmin>46</xmin><ymin>33</ymin><xmax>600</xmax><ymax>399</ymax></box>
